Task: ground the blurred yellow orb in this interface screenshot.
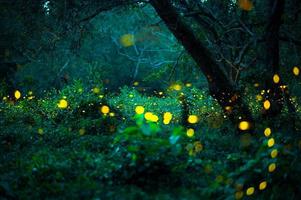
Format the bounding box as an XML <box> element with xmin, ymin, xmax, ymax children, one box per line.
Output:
<box><xmin>259</xmin><ymin>181</ymin><xmax>267</xmax><ymax>190</ymax></box>
<box><xmin>273</xmin><ymin>74</ymin><xmax>280</xmax><ymax>84</ymax></box>
<box><xmin>271</xmin><ymin>149</ymin><xmax>278</xmax><ymax>158</ymax></box>
<box><xmin>246</xmin><ymin>187</ymin><xmax>254</xmax><ymax>196</ymax></box>
<box><xmin>120</xmin><ymin>34</ymin><xmax>135</xmax><ymax>47</ymax></box>
<box><xmin>172</xmin><ymin>84</ymin><xmax>182</xmax><ymax>91</ymax></box>
<box><xmin>100</xmin><ymin>105</ymin><xmax>110</xmax><ymax>114</ymax></box>
<box><xmin>144</xmin><ymin>112</ymin><xmax>159</xmax><ymax>122</ymax></box>
<box><xmin>186</xmin><ymin>128</ymin><xmax>195</xmax><ymax>137</ymax></box>
<box><xmin>186</xmin><ymin>83</ymin><xmax>192</xmax><ymax>87</ymax></box>
<box><xmin>238</xmin><ymin>121</ymin><xmax>250</xmax><ymax>131</ymax></box>
<box><xmin>256</xmin><ymin>94</ymin><xmax>263</xmax><ymax>101</ymax></box>
<box><xmin>235</xmin><ymin>191</ymin><xmax>244</xmax><ymax>199</ymax></box>
<box><xmin>14</xmin><ymin>90</ymin><xmax>21</xmax><ymax>100</ymax></box>
<box><xmin>135</xmin><ymin>106</ymin><xmax>145</xmax><ymax>114</ymax></box>
<box><xmin>267</xmin><ymin>138</ymin><xmax>275</xmax><ymax>147</ymax></box>
<box><xmin>268</xmin><ymin>163</ymin><xmax>276</xmax><ymax>172</ymax></box>
<box><xmin>38</xmin><ymin>128</ymin><xmax>44</xmax><ymax>135</ymax></box>
<box><xmin>188</xmin><ymin>115</ymin><xmax>198</xmax><ymax>124</ymax></box>
<box><xmin>58</xmin><ymin>99</ymin><xmax>68</xmax><ymax>109</ymax></box>
<box><xmin>163</xmin><ymin>112</ymin><xmax>172</xmax><ymax>124</ymax></box>
<box><xmin>264</xmin><ymin>127</ymin><xmax>271</xmax><ymax>137</ymax></box>
<box><xmin>238</xmin><ymin>0</ymin><xmax>253</xmax><ymax>11</ymax></box>
<box><xmin>92</xmin><ymin>87</ymin><xmax>100</xmax><ymax>94</ymax></box>
<box><xmin>163</xmin><ymin>112</ymin><xmax>172</xmax><ymax>120</ymax></box>
<box><xmin>79</xmin><ymin>128</ymin><xmax>85</xmax><ymax>135</ymax></box>
<box><xmin>293</xmin><ymin>66</ymin><xmax>300</xmax><ymax>76</ymax></box>
<box><xmin>263</xmin><ymin>100</ymin><xmax>271</xmax><ymax>110</ymax></box>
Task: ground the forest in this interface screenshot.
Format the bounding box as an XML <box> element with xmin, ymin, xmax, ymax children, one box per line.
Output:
<box><xmin>0</xmin><ymin>0</ymin><xmax>301</xmax><ymax>199</ymax></box>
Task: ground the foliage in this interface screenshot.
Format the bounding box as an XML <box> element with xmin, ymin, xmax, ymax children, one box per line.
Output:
<box><xmin>1</xmin><ymin>0</ymin><xmax>301</xmax><ymax>199</ymax></box>
<box><xmin>0</xmin><ymin>80</ymin><xmax>300</xmax><ymax>199</ymax></box>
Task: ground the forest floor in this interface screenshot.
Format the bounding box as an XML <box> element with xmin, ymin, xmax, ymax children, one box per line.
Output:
<box><xmin>0</xmin><ymin>84</ymin><xmax>300</xmax><ymax>199</ymax></box>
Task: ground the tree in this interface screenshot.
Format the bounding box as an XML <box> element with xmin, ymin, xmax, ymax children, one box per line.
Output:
<box><xmin>2</xmin><ymin>0</ymin><xmax>300</xmax><ymax>126</ymax></box>
<box><xmin>150</xmin><ymin>0</ymin><xmax>253</xmax><ymax>124</ymax></box>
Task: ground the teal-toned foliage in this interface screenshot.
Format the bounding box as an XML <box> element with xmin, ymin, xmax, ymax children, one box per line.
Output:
<box><xmin>1</xmin><ymin>0</ymin><xmax>301</xmax><ymax>199</ymax></box>
<box><xmin>1</xmin><ymin>80</ymin><xmax>301</xmax><ymax>199</ymax></box>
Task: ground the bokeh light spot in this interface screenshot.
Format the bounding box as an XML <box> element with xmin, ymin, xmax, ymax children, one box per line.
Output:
<box><xmin>58</xmin><ymin>99</ymin><xmax>68</xmax><ymax>109</ymax></box>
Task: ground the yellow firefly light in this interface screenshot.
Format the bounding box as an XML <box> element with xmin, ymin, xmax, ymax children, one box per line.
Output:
<box><xmin>58</xmin><ymin>99</ymin><xmax>68</xmax><ymax>109</ymax></box>
<box><xmin>163</xmin><ymin>112</ymin><xmax>172</xmax><ymax>124</ymax></box>
<box><xmin>246</xmin><ymin>187</ymin><xmax>255</xmax><ymax>196</ymax></box>
<box><xmin>271</xmin><ymin>149</ymin><xmax>278</xmax><ymax>158</ymax></box>
<box><xmin>79</xmin><ymin>128</ymin><xmax>85</xmax><ymax>135</ymax></box>
<box><xmin>188</xmin><ymin>115</ymin><xmax>198</xmax><ymax>124</ymax></box>
<box><xmin>264</xmin><ymin>128</ymin><xmax>271</xmax><ymax>137</ymax></box>
<box><xmin>120</xmin><ymin>34</ymin><xmax>135</xmax><ymax>47</ymax></box>
<box><xmin>259</xmin><ymin>181</ymin><xmax>267</xmax><ymax>190</ymax></box>
<box><xmin>186</xmin><ymin>83</ymin><xmax>192</xmax><ymax>87</ymax></box>
<box><xmin>293</xmin><ymin>66</ymin><xmax>300</xmax><ymax>76</ymax></box>
<box><xmin>100</xmin><ymin>105</ymin><xmax>110</xmax><ymax>114</ymax></box>
<box><xmin>172</xmin><ymin>84</ymin><xmax>182</xmax><ymax>91</ymax></box>
<box><xmin>144</xmin><ymin>112</ymin><xmax>159</xmax><ymax>122</ymax></box>
<box><xmin>186</xmin><ymin>128</ymin><xmax>195</xmax><ymax>137</ymax></box>
<box><xmin>92</xmin><ymin>87</ymin><xmax>100</xmax><ymax>94</ymax></box>
<box><xmin>263</xmin><ymin>100</ymin><xmax>271</xmax><ymax>110</ymax></box>
<box><xmin>273</xmin><ymin>74</ymin><xmax>280</xmax><ymax>84</ymax></box>
<box><xmin>14</xmin><ymin>90</ymin><xmax>21</xmax><ymax>100</ymax></box>
<box><xmin>38</xmin><ymin>128</ymin><xmax>44</xmax><ymax>135</ymax></box>
<box><xmin>238</xmin><ymin>121</ymin><xmax>250</xmax><ymax>131</ymax></box>
<box><xmin>135</xmin><ymin>106</ymin><xmax>145</xmax><ymax>114</ymax></box>
<box><xmin>268</xmin><ymin>163</ymin><xmax>276</xmax><ymax>172</ymax></box>
<box><xmin>267</xmin><ymin>138</ymin><xmax>275</xmax><ymax>147</ymax></box>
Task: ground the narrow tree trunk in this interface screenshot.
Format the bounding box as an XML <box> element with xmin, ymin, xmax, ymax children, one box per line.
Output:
<box><xmin>263</xmin><ymin>0</ymin><xmax>286</xmax><ymax>116</ymax></box>
<box><xmin>150</xmin><ymin>0</ymin><xmax>253</xmax><ymax>125</ymax></box>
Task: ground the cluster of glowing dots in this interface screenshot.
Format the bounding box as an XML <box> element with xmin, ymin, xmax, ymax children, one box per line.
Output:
<box><xmin>135</xmin><ymin>106</ymin><xmax>172</xmax><ymax>124</ymax></box>
<box><xmin>235</xmin><ymin>128</ymin><xmax>278</xmax><ymax>199</ymax></box>
<box><xmin>236</xmin><ymin>125</ymin><xmax>278</xmax><ymax>198</ymax></box>
<box><xmin>12</xmin><ymin>90</ymin><xmax>35</xmax><ymax>101</ymax></box>
<box><xmin>28</xmin><ymin>91</ymin><xmax>34</xmax><ymax>100</ymax></box>
<box><xmin>245</xmin><ymin>180</ymin><xmax>268</xmax><ymax>196</ymax></box>
<box><xmin>256</xmin><ymin>94</ymin><xmax>263</xmax><ymax>101</ymax></box>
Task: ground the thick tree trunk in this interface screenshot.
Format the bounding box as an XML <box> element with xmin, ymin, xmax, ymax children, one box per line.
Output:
<box><xmin>150</xmin><ymin>0</ymin><xmax>252</xmax><ymax>125</ymax></box>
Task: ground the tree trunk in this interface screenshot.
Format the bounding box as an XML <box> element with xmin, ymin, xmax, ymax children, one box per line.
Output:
<box><xmin>150</xmin><ymin>0</ymin><xmax>253</xmax><ymax>125</ymax></box>
<box><xmin>263</xmin><ymin>0</ymin><xmax>286</xmax><ymax>116</ymax></box>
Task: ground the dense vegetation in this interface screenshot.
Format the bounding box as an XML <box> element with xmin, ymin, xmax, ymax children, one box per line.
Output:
<box><xmin>1</xmin><ymin>0</ymin><xmax>301</xmax><ymax>199</ymax></box>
